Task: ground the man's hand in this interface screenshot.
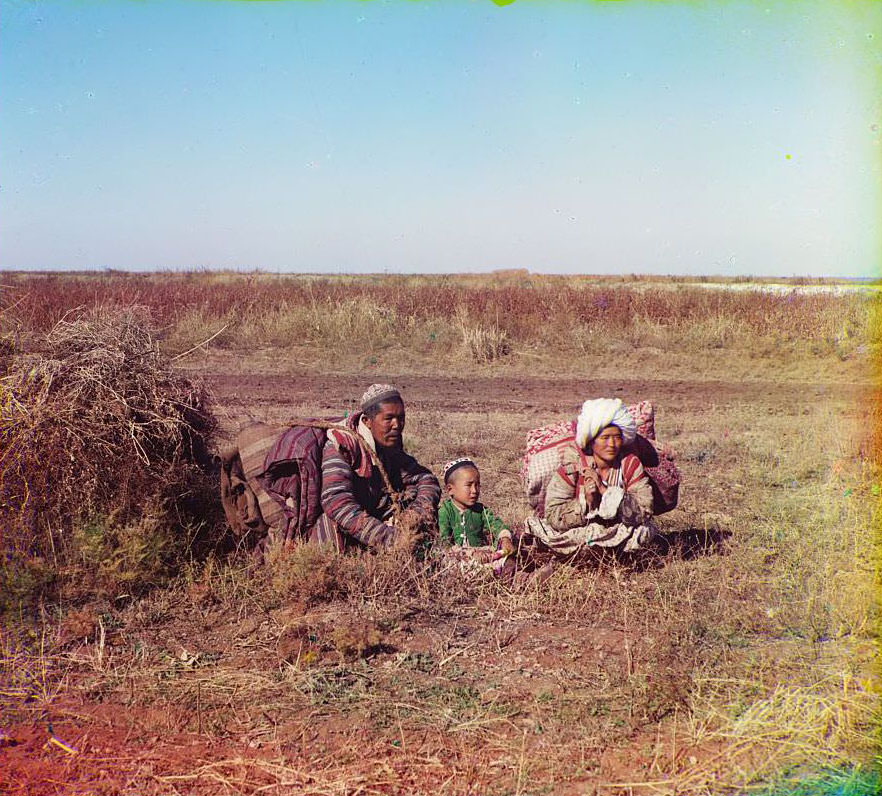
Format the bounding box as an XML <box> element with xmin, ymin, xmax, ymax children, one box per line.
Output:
<box><xmin>389</xmin><ymin>509</ymin><xmax>423</xmax><ymax>555</ymax></box>
<box><xmin>394</xmin><ymin>508</ymin><xmax>422</xmax><ymax>533</ymax></box>
<box><xmin>390</xmin><ymin>525</ymin><xmax>421</xmax><ymax>555</ymax></box>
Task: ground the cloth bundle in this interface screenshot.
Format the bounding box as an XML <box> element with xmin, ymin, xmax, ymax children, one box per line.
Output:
<box><xmin>219</xmin><ymin>421</ymin><xmax>285</xmax><ymax>539</ymax></box>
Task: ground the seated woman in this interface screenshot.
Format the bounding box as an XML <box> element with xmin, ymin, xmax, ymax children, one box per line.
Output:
<box><xmin>532</xmin><ymin>398</ymin><xmax>658</xmax><ymax>556</ymax></box>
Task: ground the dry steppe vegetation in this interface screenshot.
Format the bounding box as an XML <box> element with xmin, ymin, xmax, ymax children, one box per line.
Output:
<box><xmin>0</xmin><ymin>271</ymin><xmax>879</xmax><ymax>795</ymax></box>
<box><xmin>0</xmin><ymin>271</ymin><xmax>871</xmax><ymax>374</ymax></box>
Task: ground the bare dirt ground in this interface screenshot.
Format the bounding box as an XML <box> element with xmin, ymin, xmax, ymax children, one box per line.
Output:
<box><xmin>3</xmin><ymin>607</ymin><xmax>679</xmax><ymax>796</ymax></box>
<box><xmin>206</xmin><ymin>371</ymin><xmax>863</xmax><ymax>414</ymax></box>
<box><xmin>1</xmin><ymin>361</ymin><xmax>873</xmax><ymax>795</ymax></box>
<box><xmin>202</xmin><ymin>370</ymin><xmax>869</xmax><ymax>444</ymax></box>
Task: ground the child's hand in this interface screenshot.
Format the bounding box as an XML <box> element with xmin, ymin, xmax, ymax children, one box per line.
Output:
<box><xmin>494</xmin><ymin>535</ymin><xmax>515</xmax><ymax>559</ymax></box>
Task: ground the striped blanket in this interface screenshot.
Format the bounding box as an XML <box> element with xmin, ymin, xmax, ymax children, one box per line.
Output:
<box><xmin>219</xmin><ymin>422</ymin><xmax>283</xmax><ymax>539</ymax></box>
<box><xmin>219</xmin><ymin>421</ymin><xmax>331</xmax><ymax>544</ymax></box>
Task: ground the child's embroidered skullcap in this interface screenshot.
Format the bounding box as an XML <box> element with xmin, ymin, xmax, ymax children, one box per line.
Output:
<box><xmin>442</xmin><ymin>457</ymin><xmax>477</xmax><ymax>483</ymax></box>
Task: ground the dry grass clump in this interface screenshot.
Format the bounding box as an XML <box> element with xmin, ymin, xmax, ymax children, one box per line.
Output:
<box><xmin>674</xmin><ymin>667</ymin><xmax>880</xmax><ymax>794</ymax></box>
<box><xmin>277</xmin><ymin>615</ymin><xmax>384</xmax><ymax>666</ymax></box>
<box><xmin>458</xmin><ymin>311</ymin><xmax>511</xmax><ymax>364</ymax></box>
<box><xmin>261</xmin><ymin>540</ymin><xmax>464</xmax><ymax>610</ymax></box>
<box><xmin>0</xmin><ymin>306</ymin><xmax>219</xmax><ymax>607</ymax></box>
<box><xmin>263</xmin><ymin>542</ymin><xmax>349</xmax><ymax>608</ymax></box>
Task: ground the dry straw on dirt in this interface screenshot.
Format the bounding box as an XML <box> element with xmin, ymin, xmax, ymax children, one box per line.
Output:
<box><xmin>0</xmin><ymin>306</ymin><xmax>219</xmax><ymax>604</ymax></box>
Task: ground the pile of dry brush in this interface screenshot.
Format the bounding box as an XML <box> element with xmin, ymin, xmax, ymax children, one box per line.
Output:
<box><xmin>0</xmin><ymin>307</ymin><xmax>221</xmax><ymax>605</ymax></box>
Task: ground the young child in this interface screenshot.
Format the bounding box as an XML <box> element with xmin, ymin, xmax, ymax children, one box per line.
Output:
<box><xmin>438</xmin><ymin>458</ymin><xmax>515</xmax><ymax>569</ymax></box>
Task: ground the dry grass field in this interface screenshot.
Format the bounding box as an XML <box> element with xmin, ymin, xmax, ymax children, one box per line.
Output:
<box><xmin>0</xmin><ymin>272</ymin><xmax>879</xmax><ymax>795</ymax></box>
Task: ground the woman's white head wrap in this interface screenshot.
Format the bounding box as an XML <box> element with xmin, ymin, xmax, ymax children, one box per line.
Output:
<box><xmin>575</xmin><ymin>398</ymin><xmax>637</xmax><ymax>450</ymax></box>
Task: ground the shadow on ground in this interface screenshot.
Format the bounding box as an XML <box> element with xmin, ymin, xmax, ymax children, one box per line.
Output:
<box><xmin>627</xmin><ymin>525</ymin><xmax>732</xmax><ymax>570</ymax></box>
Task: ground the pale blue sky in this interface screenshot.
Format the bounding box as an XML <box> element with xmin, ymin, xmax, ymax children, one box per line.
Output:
<box><xmin>1</xmin><ymin>0</ymin><xmax>879</xmax><ymax>276</ymax></box>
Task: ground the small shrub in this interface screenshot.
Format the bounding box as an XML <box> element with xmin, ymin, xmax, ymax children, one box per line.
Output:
<box><xmin>63</xmin><ymin>509</ymin><xmax>195</xmax><ymax>601</ymax></box>
<box><xmin>263</xmin><ymin>543</ymin><xmax>347</xmax><ymax>607</ymax></box>
<box><xmin>259</xmin><ymin>538</ymin><xmax>474</xmax><ymax>614</ymax></box>
<box><xmin>0</xmin><ymin>554</ymin><xmax>54</xmax><ymax>611</ymax></box>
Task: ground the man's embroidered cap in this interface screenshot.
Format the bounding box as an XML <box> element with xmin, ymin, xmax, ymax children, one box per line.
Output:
<box><xmin>360</xmin><ymin>383</ymin><xmax>402</xmax><ymax>412</ymax></box>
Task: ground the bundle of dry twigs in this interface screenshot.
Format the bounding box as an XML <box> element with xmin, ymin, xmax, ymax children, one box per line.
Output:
<box><xmin>0</xmin><ymin>306</ymin><xmax>218</xmax><ymax>585</ymax></box>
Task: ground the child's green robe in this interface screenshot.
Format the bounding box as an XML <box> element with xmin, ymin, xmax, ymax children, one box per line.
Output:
<box><xmin>438</xmin><ymin>499</ymin><xmax>509</xmax><ymax>547</ymax></box>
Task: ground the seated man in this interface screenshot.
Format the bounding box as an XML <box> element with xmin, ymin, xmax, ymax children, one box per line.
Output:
<box><xmin>310</xmin><ymin>384</ymin><xmax>441</xmax><ymax>551</ymax></box>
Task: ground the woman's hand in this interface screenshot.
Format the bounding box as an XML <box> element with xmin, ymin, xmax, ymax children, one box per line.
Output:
<box><xmin>587</xmin><ymin>466</ymin><xmax>609</xmax><ymax>494</ymax></box>
<box><xmin>582</xmin><ymin>468</ymin><xmax>603</xmax><ymax>509</ymax></box>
